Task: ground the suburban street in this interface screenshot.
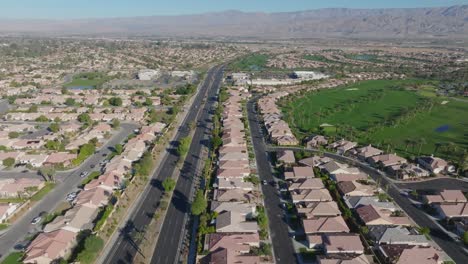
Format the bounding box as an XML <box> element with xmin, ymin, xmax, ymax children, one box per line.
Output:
<box><xmin>0</xmin><ymin>122</ymin><xmax>138</xmax><ymax>259</ymax></box>
<box><xmin>103</xmin><ymin>65</ymin><xmax>224</xmax><ymax>264</ymax></box>
<box><xmin>267</xmin><ymin>145</ymin><xmax>468</xmax><ymax>264</ymax></box>
<box><xmin>246</xmin><ymin>98</ymin><xmax>298</xmax><ymax>264</ymax></box>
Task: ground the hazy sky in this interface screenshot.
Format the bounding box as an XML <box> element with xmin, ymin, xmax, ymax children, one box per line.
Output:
<box><xmin>1</xmin><ymin>0</ymin><xmax>467</xmax><ymax>19</ymax></box>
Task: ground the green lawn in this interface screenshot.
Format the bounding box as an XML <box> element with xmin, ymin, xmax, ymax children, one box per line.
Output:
<box><xmin>281</xmin><ymin>79</ymin><xmax>468</xmax><ymax>161</ymax></box>
<box><xmin>64</xmin><ymin>72</ymin><xmax>111</xmax><ymax>88</ymax></box>
<box><xmin>1</xmin><ymin>252</ymin><xmax>24</xmax><ymax>264</ymax></box>
<box><xmin>31</xmin><ymin>182</ymin><xmax>56</xmax><ymax>202</ymax></box>
<box><xmin>81</xmin><ymin>171</ymin><xmax>101</xmax><ymax>186</ymax></box>
<box><xmin>229</xmin><ymin>54</ymin><xmax>269</xmax><ymax>71</ymax></box>
<box><xmin>345</xmin><ymin>53</ymin><xmax>384</xmax><ymax>63</ymax></box>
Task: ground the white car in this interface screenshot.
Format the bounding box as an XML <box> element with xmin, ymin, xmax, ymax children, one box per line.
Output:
<box><xmin>31</xmin><ymin>217</ymin><xmax>42</xmax><ymax>225</ymax></box>
<box><xmin>80</xmin><ymin>171</ymin><xmax>89</xmax><ymax>178</ymax></box>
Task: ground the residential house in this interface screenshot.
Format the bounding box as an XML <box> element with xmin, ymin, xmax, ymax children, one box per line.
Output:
<box><xmin>424</xmin><ymin>190</ymin><xmax>467</xmax><ymax>204</ymax></box>
<box><xmin>43</xmin><ymin>205</ymin><xmax>99</xmax><ymax>233</ymax></box>
<box><xmin>317</xmin><ymin>254</ymin><xmax>371</xmax><ymax>264</ymax></box>
<box><xmin>369</xmin><ymin>154</ymin><xmax>407</xmax><ymax>169</ymax></box>
<box><xmin>387</xmin><ymin>164</ymin><xmax>430</xmax><ymax>180</ymax></box>
<box><xmin>213</xmin><ymin>189</ymin><xmax>256</xmax><ymax>203</ymax></box>
<box><xmin>292</xmin><ymin>189</ymin><xmax>333</xmax><ymax>203</ymax></box>
<box><xmin>368</xmin><ymin>226</ymin><xmax>430</xmax><ymax>246</ymax></box>
<box><xmin>284</xmin><ymin>166</ymin><xmax>315</xmax><ymax>180</ymax></box>
<box><xmin>354</xmin><ymin>145</ymin><xmax>383</xmax><ymax>161</ymax></box>
<box><xmin>345</xmin><ymin>196</ymin><xmax>396</xmax><ymax>211</ymax></box>
<box><xmin>338</xmin><ymin>181</ymin><xmax>377</xmax><ymax>197</ymax></box>
<box><xmin>74</xmin><ymin>188</ymin><xmax>111</xmax><ymax>209</ymax></box>
<box><xmin>296</xmin><ymin>201</ymin><xmax>341</xmax><ymax>219</ymax></box>
<box><xmin>201</xmin><ymin>233</ymin><xmax>260</xmax><ymax>263</ymax></box>
<box><xmin>44</xmin><ymin>152</ymin><xmax>77</xmax><ymax>167</ymax></box>
<box><xmin>217</xmin><ymin>178</ymin><xmax>254</xmax><ymax>191</ymax></box>
<box><xmin>331</xmin><ymin>173</ymin><xmax>368</xmax><ymax>183</ymax></box>
<box><xmin>276</xmin><ymin>150</ymin><xmax>296</xmax><ymax>165</ymax></box>
<box><xmin>417</xmin><ymin>156</ymin><xmax>453</xmax><ymax>174</ymax></box>
<box><xmin>211</xmin><ymin>201</ymin><xmax>256</xmax><ymax>219</ymax></box>
<box><xmin>356</xmin><ymin>204</ymin><xmax>411</xmax><ymax>226</ymax></box>
<box><xmin>0</xmin><ymin>178</ymin><xmax>45</xmax><ymax>198</ymax></box>
<box><xmin>215</xmin><ymin>211</ymin><xmax>258</xmax><ymax>233</ymax></box>
<box><xmin>329</xmin><ymin>139</ymin><xmax>357</xmax><ymax>154</ymax></box>
<box><xmin>378</xmin><ymin>245</ymin><xmax>442</xmax><ymax>264</ymax></box>
<box><xmin>303</xmin><ymin>216</ymin><xmax>350</xmax><ymax>234</ymax></box>
<box><xmin>436</xmin><ymin>203</ymin><xmax>468</xmax><ymax>219</ymax></box>
<box><xmin>321</xmin><ymin>161</ymin><xmax>360</xmax><ymax>176</ymax></box>
<box><xmin>24</xmin><ymin>229</ymin><xmax>77</xmax><ymax>264</ymax></box>
<box><xmin>299</xmin><ymin>156</ymin><xmax>331</xmax><ymax>167</ymax></box>
<box><xmin>308</xmin><ymin>234</ymin><xmax>364</xmax><ymax>254</ymax></box>
<box><xmin>306</xmin><ymin>135</ymin><xmax>328</xmax><ymax>149</ymax></box>
<box><xmin>289</xmin><ymin>178</ymin><xmax>325</xmax><ymax>190</ymax></box>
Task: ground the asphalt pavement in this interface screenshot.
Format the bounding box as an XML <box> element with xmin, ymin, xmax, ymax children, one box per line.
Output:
<box><xmin>268</xmin><ymin>146</ymin><xmax>468</xmax><ymax>264</ymax></box>
<box><xmin>246</xmin><ymin>98</ymin><xmax>298</xmax><ymax>264</ymax></box>
<box><xmin>0</xmin><ymin>123</ymin><xmax>138</xmax><ymax>260</ymax></box>
<box><xmin>102</xmin><ymin>65</ymin><xmax>224</xmax><ymax>264</ymax></box>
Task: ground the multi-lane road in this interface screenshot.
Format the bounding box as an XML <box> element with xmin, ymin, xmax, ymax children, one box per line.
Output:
<box><xmin>150</xmin><ymin>65</ymin><xmax>223</xmax><ymax>264</ymax></box>
<box><xmin>0</xmin><ymin>122</ymin><xmax>138</xmax><ymax>260</ymax></box>
<box><xmin>103</xmin><ymin>65</ymin><xmax>224</xmax><ymax>264</ymax></box>
<box><xmin>246</xmin><ymin>98</ymin><xmax>298</xmax><ymax>264</ymax></box>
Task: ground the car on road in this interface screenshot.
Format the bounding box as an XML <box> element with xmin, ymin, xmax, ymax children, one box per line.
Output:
<box><xmin>66</xmin><ymin>192</ymin><xmax>77</xmax><ymax>200</ymax></box>
<box><xmin>31</xmin><ymin>216</ymin><xmax>42</xmax><ymax>225</ymax></box>
<box><xmin>262</xmin><ymin>180</ymin><xmax>268</xmax><ymax>185</ymax></box>
<box><xmin>270</xmin><ymin>181</ymin><xmax>278</xmax><ymax>187</ymax></box>
<box><xmin>80</xmin><ymin>171</ymin><xmax>89</xmax><ymax>178</ymax></box>
<box><xmin>90</xmin><ymin>164</ymin><xmax>96</xmax><ymax>169</ymax></box>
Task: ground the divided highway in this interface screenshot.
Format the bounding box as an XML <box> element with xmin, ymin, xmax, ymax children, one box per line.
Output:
<box><xmin>150</xmin><ymin>66</ymin><xmax>223</xmax><ymax>264</ymax></box>
<box><xmin>103</xmin><ymin>65</ymin><xmax>224</xmax><ymax>264</ymax></box>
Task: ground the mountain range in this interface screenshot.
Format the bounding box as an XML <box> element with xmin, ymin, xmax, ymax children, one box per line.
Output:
<box><xmin>0</xmin><ymin>5</ymin><xmax>467</xmax><ymax>39</ymax></box>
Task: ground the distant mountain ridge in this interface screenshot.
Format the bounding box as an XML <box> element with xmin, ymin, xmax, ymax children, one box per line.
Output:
<box><xmin>0</xmin><ymin>5</ymin><xmax>467</xmax><ymax>38</ymax></box>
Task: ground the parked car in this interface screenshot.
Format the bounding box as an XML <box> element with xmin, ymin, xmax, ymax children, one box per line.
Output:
<box><xmin>31</xmin><ymin>217</ymin><xmax>42</xmax><ymax>225</ymax></box>
<box><xmin>262</xmin><ymin>180</ymin><xmax>268</xmax><ymax>185</ymax></box>
<box><xmin>80</xmin><ymin>171</ymin><xmax>89</xmax><ymax>178</ymax></box>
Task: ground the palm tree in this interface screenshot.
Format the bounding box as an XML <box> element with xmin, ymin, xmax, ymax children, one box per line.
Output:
<box><xmin>457</xmin><ymin>150</ymin><xmax>468</xmax><ymax>176</ymax></box>
<box><xmin>434</xmin><ymin>142</ymin><xmax>443</xmax><ymax>155</ymax></box>
<box><xmin>417</xmin><ymin>138</ymin><xmax>426</xmax><ymax>156</ymax></box>
<box><xmin>404</xmin><ymin>138</ymin><xmax>412</xmax><ymax>152</ymax></box>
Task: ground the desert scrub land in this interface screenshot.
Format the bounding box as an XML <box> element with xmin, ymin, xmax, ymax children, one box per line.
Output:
<box><xmin>280</xmin><ymin>79</ymin><xmax>468</xmax><ymax>161</ymax></box>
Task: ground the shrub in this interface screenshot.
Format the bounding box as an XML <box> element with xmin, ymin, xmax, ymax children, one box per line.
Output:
<box><xmin>191</xmin><ymin>190</ymin><xmax>207</xmax><ymax>215</ymax></box>
<box><xmin>177</xmin><ymin>136</ymin><xmax>191</xmax><ymax>157</ymax></box>
<box><xmin>162</xmin><ymin>178</ymin><xmax>176</xmax><ymax>192</ymax></box>
<box><xmin>75</xmin><ymin>234</ymin><xmax>104</xmax><ymax>264</ymax></box>
<box><xmin>3</xmin><ymin>157</ymin><xmax>15</xmax><ymax>167</ymax></box>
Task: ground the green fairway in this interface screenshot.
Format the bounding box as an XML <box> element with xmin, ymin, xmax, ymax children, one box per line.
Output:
<box><xmin>229</xmin><ymin>54</ymin><xmax>269</xmax><ymax>71</ymax></box>
<box><xmin>280</xmin><ymin>79</ymin><xmax>468</xmax><ymax>161</ymax></box>
<box><xmin>64</xmin><ymin>72</ymin><xmax>111</xmax><ymax>88</ymax></box>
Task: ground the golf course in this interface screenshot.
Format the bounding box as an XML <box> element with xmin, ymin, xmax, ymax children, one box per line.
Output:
<box><xmin>280</xmin><ymin>79</ymin><xmax>468</xmax><ymax>161</ymax></box>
